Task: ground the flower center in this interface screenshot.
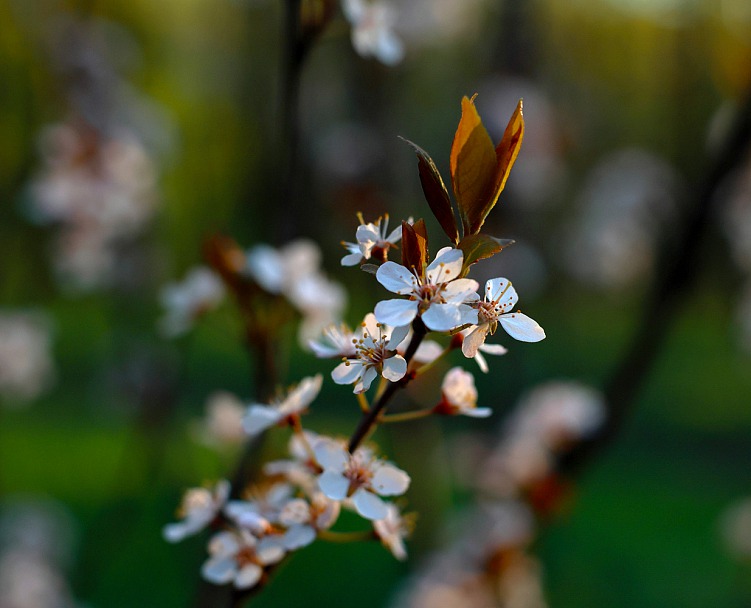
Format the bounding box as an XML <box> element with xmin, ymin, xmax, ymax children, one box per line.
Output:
<box><xmin>477</xmin><ymin>301</ymin><xmax>498</xmax><ymax>325</ymax></box>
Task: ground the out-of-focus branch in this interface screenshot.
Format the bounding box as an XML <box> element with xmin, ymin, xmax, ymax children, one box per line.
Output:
<box><xmin>560</xmin><ymin>88</ymin><xmax>751</xmax><ymax>476</ymax></box>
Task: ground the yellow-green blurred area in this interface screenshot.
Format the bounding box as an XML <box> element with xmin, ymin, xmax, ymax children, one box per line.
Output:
<box><xmin>1</xmin><ymin>0</ymin><xmax>751</xmax><ymax>606</ymax></box>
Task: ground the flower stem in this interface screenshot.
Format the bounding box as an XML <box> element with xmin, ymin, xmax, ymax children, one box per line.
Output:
<box><xmin>356</xmin><ymin>392</ymin><xmax>370</xmax><ymax>413</ymax></box>
<box><xmin>348</xmin><ymin>318</ymin><xmax>427</xmax><ymax>453</ymax></box>
<box><xmin>318</xmin><ymin>529</ymin><xmax>375</xmax><ymax>543</ymax></box>
<box><xmin>380</xmin><ymin>408</ymin><xmax>435</xmax><ymax>423</ymax></box>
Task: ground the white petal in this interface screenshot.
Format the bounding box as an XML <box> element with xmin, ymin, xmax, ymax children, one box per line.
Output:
<box><xmin>331</xmin><ymin>360</ymin><xmax>364</xmax><ymax>385</ymax></box>
<box><xmin>243</xmin><ymin>405</ymin><xmax>281</xmax><ymax>436</ymax></box>
<box><xmin>162</xmin><ymin>522</ymin><xmax>190</xmax><ymax>543</ymax></box>
<box><xmin>374</xmin><ymin>299</ymin><xmax>418</xmax><ymax>327</ymax></box>
<box><xmin>442</xmin><ymin>278</ymin><xmax>480</xmax><ymax>304</ymax></box>
<box><xmin>485</xmin><ymin>278</ymin><xmax>518</xmax><ymax>312</ymax></box>
<box><xmin>461</xmin><ymin>326</ymin><xmax>490</xmax><ymax>358</ymax></box>
<box><xmin>375</xmin><ymin>31</ymin><xmax>404</xmax><ymax>66</ymax></box>
<box><xmin>376</xmin><ymin>262</ymin><xmax>418</xmax><ymax>294</ymax></box>
<box><xmin>201</xmin><ymin>556</ymin><xmax>237</xmax><ymax>585</ymax></box>
<box><xmin>313</xmin><ymin>440</ymin><xmax>349</xmax><ymax>472</ymax></box>
<box><xmin>317</xmin><ymin>471</ymin><xmax>350</xmax><ymax>500</ymax></box>
<box><xmin>352</xmin><ymin>488</ymin><xmax>389</xmax><ymax>521</ymax></box>
<box><xmin>421</xmin><ymin>303</ymin><xmax>464</xmax><ymax>332</ymax></box>
<box><xmin>385</xmin><ymin>323</ymin><xmax>410</xmax><ymax>350</ymax></box>
<box><xmin>413</xmin><ymin>340</ymin><xmax>443</xmax><ymax>363</ymax></box>
<box><xmin>385</xmin><ymin>224</ymin><xmax>402</xmax><ymax>244</ymax></box>
<box><xmin>283</xmin><ymin>524</ymin><xmax>317</xmax><ymax>550</ymax></box>
<box><xmin>381</xmin><ymin>355</ymin><xmax>407</xmax><ymax>382</ymax></box>
<box><xmin>354</xmin><ymin>366</ymin><xmax>378</xmax><ymax>393</ymax></box>
<box><xmin>207</xmin><ymin>531</ymin><xmax>241</xmax><ymax>557</ymax></box>
<box><xmin>282</xmin><ymin>374</ymin><xmax>322</xmax><ymax>414</ymax></box>
<box><xmin>479</xmin><ymin>343</ymin><xmax>508</xmax><ymax>355</ymax></box>
<box><xmin>474</xmin><ymin>351</ymin><xmax>489</xmax><ymax>373</ymax></box>
<box><xmin>256</xmin><ymin>537</ymin><xmax>286</xmax><ymax>565</ymax></box>
<box><xmin>461</xmin><ymin>407</ymin><xmax>493</xmax><ymax>418</ymax></box>
<box><xmin>234</xmin><ymin>564</ymin><xmax>262</xmax><ymax>589</ymax></box>
<box><xmin>499</xmin><ymin>313</ymin><xmax>546</xmax><ymax>342</ymax></box>
<box><xmin>362</xmin><ymin>312</ymin><xmax>380</xmax><ymax>338</ymax></box>
<box><xmin>371</xmin><ymin>463</ymin><xmax>410</xmax><ymax>496</ymax></box>
<box><xmin>356</xmin><ymin>224</ymin><xmax>380</xmax><ymax>244</ymax></box>
<box><xmin>425</xmin><ymin>248</ymin><xmax>463</xmax><ymax>284</ymax></box>
<box><xmin>341</xmin><ymin>251</ymin><xmax>363</xmax><ymax>266</ymax></box>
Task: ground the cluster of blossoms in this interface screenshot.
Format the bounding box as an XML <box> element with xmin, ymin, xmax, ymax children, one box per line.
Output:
<box><xmin>158</xmin><ymin>239</ymin><xmax>345</xmax><ymax>345</ymax></box>
<box><xmin>165</xmin><ymin>97</ymin><xmax>548</xmax><ymax>598</ymax></box>
<box><xmin>341</xmin><ymin>0</ymin><xmax>404</xmax><ymax>66</ymax></box>
<box><xmin>0</xmin><ymin>311</ymin><xmax>56</xmax><ymax>405</ymax></box>
<box><xmin>396</xmin><ymin>382</ymin><xmax>605</xmax><ymax>608</ymax></box>
<box><xmin>26</xmin><ymin>16</ymin><xmax>165</xmax><ymax>292</ymax></box>
<box><xmin>165</xmin><ymin>375</ymin><xmax>413</xmax><ymax>590</ymax></box>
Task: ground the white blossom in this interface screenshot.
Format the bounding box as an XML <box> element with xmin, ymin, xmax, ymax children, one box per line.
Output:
<box><xmin>163</xmin><ymin>480</ymin><xmax>230</xmax><ymax>542</ymax></box>
<box><xmin>375</xmin><ymin>247</ymin><xmax>479</xmax><ymax>332</ymax></box>
<box><xmin>0</xmin><ymin>312</ymin><xmax>56</xmax><ymax>404</ymax></box>
<box><xmin>308</xmin><ymin>323</ymin><xmax>358</xmax><ymax>358</ymax></box>
<box><xmin>314</xmin><ymin>439</ymin><xmax>410</xmax><ymax>521</ymax></box>
<box><xmin>201</xmin><ymin>529</ymin><xmax>285</xmax><ymax>590</ymax></box>
<box><xmin>277</xmin><ymin>493</ymin><xmax>341</xmax><ymax>550</ymax></box>
<box><xmin>373</xmin><ymin>503</ymin><xmax>411</xmax><ymax>560</ymax></box>
<box><xmin>158</xmin><ymin>266</ymin><xmax>225</xmax><ymax>338</ymax></box>
<box><xmin>195</xmin><ymin>391</ymin><xmax>246</xmax><ymax>447</ymax></box>
<box><xmin>341</xmin><ymin>0</ymin><xmax>405</xmax><ymax>66</ymax></box>
<box><xmin>340</xmin><ymin>214</ymin><xmax>402</xmax><ymax>266</ymax></box>
<box><xmin>436</xmin><ymin>367</ymin><xmax>491</xmax><ymax>418</ymax></box>
<box><xmin>331</xmin><ymin>314</ymin><xmax>408</xmax><ymax>393</ymax></box>
<box><xmin>244</xmin><ymin>374</ymin><xmax>323</xmax><ymax>436</ymax></box>
<box><xmin>462</xmin><ymin>278</ymin><xmax>545</xmax><ymax>359</ymax></box>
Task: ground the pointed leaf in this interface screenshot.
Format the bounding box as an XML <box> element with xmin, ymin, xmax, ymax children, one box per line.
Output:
<box><xmin>450</xmin><ymin>95</ymin><xmax>498</xmax><ymax>237</ymax></box>
<box><xmin>458</xmin><ymin>234</ymin><xmax>514</xmax><ymax>271</ymax></box>
<box><xmin>400</xmin><ymin>219</ymin><xmax>428</xmax><ymax>275</ymax></box>
<box><xmin>400</xmin><ymin>137</ymin><xmax>459</xmax><ymax>244</ymax></box>
<box><xmin>483</xmin><ymin>99</ymin><xmax>525</xmax><ymax>234</ymax></box>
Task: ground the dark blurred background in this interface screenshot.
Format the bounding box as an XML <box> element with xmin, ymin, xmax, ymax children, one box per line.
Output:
<box><xmin>1</xmin><ymin>0</ymin><xmax>751</xmax><ymax>606</ymax></box>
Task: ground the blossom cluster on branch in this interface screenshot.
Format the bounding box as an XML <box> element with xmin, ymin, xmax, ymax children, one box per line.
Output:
<box><xmin>162</xmin><ymin>96</ymin><xmax>547</xmax><ymax>598</ymax></box>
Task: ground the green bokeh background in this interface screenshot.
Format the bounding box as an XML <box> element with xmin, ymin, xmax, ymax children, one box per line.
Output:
<box><xmin>1</xmin><ymin>0</ymin><xmax>751</xmax><ymax>606</ymax></box>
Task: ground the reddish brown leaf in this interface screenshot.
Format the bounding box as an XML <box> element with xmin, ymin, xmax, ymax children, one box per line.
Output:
<box><xmin>400</xmin><ymin>137</ymin><xmax>459</xmax><ymax>245</ymax></box>
<box><xmin>458</xmin><ymin>233</ymin><xmax>514</xmax><ymax>272</ymax></box>
<box><xmin>401</xmin><ymin>219</ymin><xmax>428</xmax><ymax>275</ymax></box>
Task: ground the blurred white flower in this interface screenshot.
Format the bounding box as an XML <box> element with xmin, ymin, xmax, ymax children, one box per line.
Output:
<box><xmin>201</xmin><ymin>529</ymin><xmax>285</xmax><ymax>589</ymax></box>
<box><xmin>29</xmin><ymin>121</ymin><xmax>160</xmax><ymax>291</ymax></box>
<box><xmin>195</xmin><ymin>391</ymin><xmax>246</xmax><ymax>447</ymax></box>
<box><xmin>435</xmin><ymin>367</ymin><xmax>491</xmax><ymax>418</ymax></box>
<box><xmin>373</xmin><ymin>503</ymin><xmax>411</xmax><ymax>560</ymax></box>
<box><xmin>243</xmin><ymin>374</ymin><xmax>322</xmax><ymax>436</ymax></box>
<box><xmin>375</xmin><ymin>247</ymin><xmax>479</xmax><ymax>331</ymax></box>
<box><xmin>158</xmin><ymin>266</ymin><xmax>225</xmax><ymax>338</ymax></box>
<box><xmin>163</xmin><ymin>480</ymin><xmax>230</xmax><ymax>543</ymax></box>
<box><xmin>0</xmin><ymin>549</ymin><xmax>77</xmax><ymax>608</ymax></box>
<box><xmin>342</xmin><ymin>0</ymin><xmax>405</xmax><ymax>65</ymax></box>
<box><xmin>0</xmin><ymin>312</ymin><xmax>55</xmax><ymax>404</ymax></box>
<box><xmin>331</xmin><ymin>313</ymin><xmax>408</xmax><ymax>393</ymax></box>
<box><xmin>341</xmin><ymin>214</ymin><xmax>402</xmax><ymax>266</ymax></box>
<box><xmin>314</xmin><ymin>439</ymin><xmax>410</xmax><ymax>520</ymax></box>
<box><xmin>719</xmin><ymin>496</ymin><xmax>751</xmax><ymax>559</ymax></box>
<box><xmin>277</xmin><ymin>493</ymin><xmax>341</xmax><ymax>550</ymax></box>
<box><xmin>308</xmin><ymin>323</ymin><xmax>358</xmax><ymax>358</ymax></box>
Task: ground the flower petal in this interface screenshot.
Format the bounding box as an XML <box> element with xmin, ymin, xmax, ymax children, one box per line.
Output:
<box><xmin>442</xmin><ymin>278</ymin><xmax>480</xmax><ymax>304</ymax></box>
<box><xmin>283</xmin><ymin>524</ymin><xmax>317</xmax><ymax>550</ymax></box>
<box><xmin>352</xmin><ymin>488</ymin><xmax>389</xmax><ymax>521</ymax></box>
<box><xmin>282</xmin><ymin>374</ymin><xmax>323</xmax><ymax>414</ymax></box>
<box><xmin>318</xmin><ymin>471</ymin><xmax>350</xmax><ymax>500</ymax></box>
<box><xmin>461</xmin><ymin>407</ymin><xmax>493</xmax><ymax>418</ymax></box>
<box><xmin>413</xmin><ymin>339</ymin><xmax>443</xmax><ymax>363</ymax></box>
<box><xmin>385</xmin><ymin>323</ymin><xmax>410</xmax><ymax>350</ymax></box>
<box><xmin>243</xmin><ymin>405</ymin><xmax>281</xmax><ymax>436</ymax></box>
<box><xmin>461</xmin><ymin>325</ymin><xmax>490</xmax><ymax>358</ymax></box>
<box><xmin>374</xmin><ymin>299</ymin><xmax>418</xmax><ymax>327</ymax></box>
<box><xmin>371</xmin><ymin>463</ymin><xmax>410</xmax><ymax>496</ymax></box>
<box><xmin>381</xmin><ymin>355</ymin><xmax>407</xmax><ymax>382</ymax></box>
<box><xmin>313</xmin><ymin>440</ymin><xmax>349</xmax><ymax>472</ymax></box>
<box><xmin>234</xmin><ymin>564</ymin><xmax>263</xmax><ymax>589</ymax></box>
<box><xmin>485</xmin><ymin>278</ymin><xmax>518</xmax><ymax>312</ymax></box>
<box><xmin>341</xmin><ymin>251</ymin><xmax>363</xmax><ymax>266</ymax></box>
<box><xmin>331</xmin><ymin>360</ymin><xmax>364</xmax><ymax>385</ymax></box>
<box><xmin>376</xmin><ymin>262</ymin><xmax>418</xmax><ymax>294</ymax></box>
<box><xmin>201</xmin><ymin>556</ymin><xmax>238</xmax><ymax>585</ymax></box>
<box><xmin>474</xmin><ymin>351</ymin><xmax>489</xmax><ymax>373</ymax></box>
<box><xmin>499</xmin><ymin>312</ymin><xmax>546</xmax><ymax>342</ymax></box>
<box><xmin>354</xmin><ymin>366</ymin><xmax>379</xmax><ymax>393</ymax></box>
<box><xmin>479</xmin><ymin>343</ymin><xmax>508</xmax><ymax>355</ymax></box>
<box><xmin>425</xmin><ymin>248</ymin><xmax>463</xmax><ymax>284</ymax></box>
<box><xmin>421</xmin><ymin>303</ymin><xmax>464</xmax><ymax>332</ymax></box>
